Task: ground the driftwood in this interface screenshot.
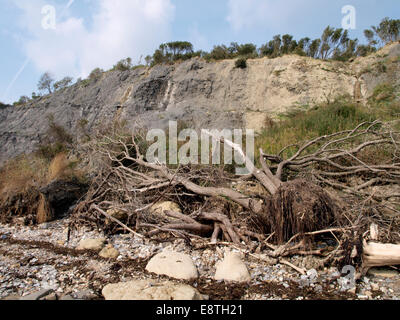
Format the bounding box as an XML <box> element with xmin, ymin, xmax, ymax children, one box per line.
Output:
<box><xmin>363</xmin><ymin>240</ymin><xmax>400</xmax><ymax>268</ymax></box>
<box><xmin>70</xmin><ymin>120</ymin><xmax>400</xmax><ymax>267</ymax></box>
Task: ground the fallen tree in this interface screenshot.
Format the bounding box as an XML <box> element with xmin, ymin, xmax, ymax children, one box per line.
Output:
<box><xmin>71</xmin><ymin>120</ymin><xmax>400</xmax><ymax>267</ymax></box>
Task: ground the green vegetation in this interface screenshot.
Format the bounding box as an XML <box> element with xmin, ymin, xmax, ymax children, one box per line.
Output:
<box><xmin>13</xmin><ymin>95</ymin><xmax>29</xmax><ymax>106</ymax></box>
<box><xmin>37</xmin><ymin>72</ymin><xmax>55</xmax><ymax>94</ymax></box>
<box><xmin>112</xmin><ymin>57</ymin><xmax>133</xmax><ymax>71</ymax></box>
<box><xmin>364</xmin><ymin>18</ymin><xmax>400</xmax><ymax>46</ymax></box>
<box><xmin>144</xmin><ymin>17</ymin><xmax>399</xmax><ymax>67</ymax></box>
<box><xmin>89</xmin><ymin>68</ymin><xmax>104</xmax><ymax>82</ymax></box>
<box><xmin>150</xmin><ymin>41</ymin><xmax>204</xmax><ymax>66</ymax></box>
<box><xmin>369</xmin><ymin>83</ymin><xmax>398</xmax><ymax>105</ymax></box>
<box><xmin>36</xmin><ymin>114</ymin><xmax>74</xmax><ymax>161</ymax></box>
<box><xmin>235</xmin><ymin>57</ymin><xmax>247</xmax><ymax>69</ymax></box>
<box><xmin>53</xmin><ymin>76</ymin><xmax>73</xmax><ymax>91</ymax></box>
<box><xmin>255</xmin><ymin>90</ymin><xmax>400</xmax><ymax>158</ymax></box>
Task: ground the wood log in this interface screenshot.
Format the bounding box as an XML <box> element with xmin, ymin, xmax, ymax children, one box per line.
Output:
<box><xmin>363</xmin><ymin>241</ymin><xmax>400</xmax><ymax>268</ymax></box>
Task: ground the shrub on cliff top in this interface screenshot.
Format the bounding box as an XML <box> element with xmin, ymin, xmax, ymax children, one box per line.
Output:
<box><xmin>235</xmin><ymin>57</ymin><xmax>247</xmax><ymax>69</ymax></box>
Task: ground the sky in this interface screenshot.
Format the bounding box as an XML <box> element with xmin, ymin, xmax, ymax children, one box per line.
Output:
<box><xmin>0</xmin><ymin>0</ymin><xmax>399</xmax><ymax>104</ymax></box>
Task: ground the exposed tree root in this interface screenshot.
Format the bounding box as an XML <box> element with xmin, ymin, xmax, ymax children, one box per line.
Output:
<box><xmin>68</xmin><ymin>121</ymin><xmax>400</xmax><ymax>269</ymax></box>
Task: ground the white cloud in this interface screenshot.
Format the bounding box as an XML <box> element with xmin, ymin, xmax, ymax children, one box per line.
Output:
<box><xmin>13</xmin><ymin>0</ymin><xmax>175</xmax><ymax>79</ymax></box>
<box><xmin>226</xmin><ymin>0</ymin><xmax>304</xmax><ymax>31</ymax></box>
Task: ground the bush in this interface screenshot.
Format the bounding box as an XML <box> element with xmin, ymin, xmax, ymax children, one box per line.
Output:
<box><xmin>54</xmin><ymin>77</ymin><xmax>73</xmax><ymax>91</ymax></box>
<box><xmin>13</xmin><ymin>96</ymin><xmax>30</xmax><ymax>106</ymax></box>
<box><xmin>35</xmin><ymin>115</ymin><xmax>74</xmax><ymax>161</ymax></box>
<box><xmin>255</xmin><ymin>96</ymin><xmax>376</xmax><ymax>157</ymax></box>
<box><xmin>235</xmin><ymin>58</ymin><xmax>247</xmax><ymax>69</ymax></box>
<box><xmin>112</xmin><ymin>58</ymin><xmax>132</xmax><ymax>71</ymax></box>
<box><xmin>370</xmin><ymin>83</ymin><xmax>396</xmax><ymax>104</ymax></box>
<box><xmin>89</xmin><ymin>68</ymin><xmax>104</xmax><ymax>82</ymax></box>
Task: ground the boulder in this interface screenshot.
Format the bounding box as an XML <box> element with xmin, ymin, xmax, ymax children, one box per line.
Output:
<box><xmin>77</xmin><ymin>238</ymin><xmax>106</xmax><ymax>251</ymax></box>
<box><xmin>99</xmin><ymin>245</ymin><xmax>120</xmax><ymax>259</ymax></box>
<box><xmin>214</xmin><ymin>251</ymin><xmax>251</xmax><ymax>282</ymax></box>
<box><xmin>102</xmin><ymin>280</ymin><xmax>204</xmax><ymax>300</ymax></box>
<box><xmin>146</xmin><ymin>250</ymin><xmax>198</xmax><ymax>280</ymax></box>
<box><xmin>150</xmin><ymin>201</ymin><xmax>182</xmax><ymax>220</ymax></box>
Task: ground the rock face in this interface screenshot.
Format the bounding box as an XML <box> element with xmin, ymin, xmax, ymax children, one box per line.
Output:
<box><xmin>1</xmin><ymin>43</ymin><xmax>399</xmax><ymax>164</ymax></box>
<box><xmin>146</xmin><ymin>250</ymin><xmax>198</xmax><ymax>280</ymax></box>
<box><xmin>214</xmin><ymin>251</ymin><xmax>251</xmax><ymax>282</ymax></box>
<box><xmin>102</xmin><ymin>279</ymin><xmax>204</xmax><ymax>300</ymax></box>
<box><xmin>77</xmin><ymin>238</ymin><xmax>106</xmax><ymax>251</ymax></box>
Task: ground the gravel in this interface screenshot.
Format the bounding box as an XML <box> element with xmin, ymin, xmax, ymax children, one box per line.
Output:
<box><xmin>1</xmin><ymin>218</ymin><xmax>399</xmax><ymax>300</ymax></box>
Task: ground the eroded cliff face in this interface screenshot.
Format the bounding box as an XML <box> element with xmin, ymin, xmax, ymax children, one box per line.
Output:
<box><xmin>1</xmin><ymin>43</ymin><xmax>399</xmax><ymax>164</ymax></box>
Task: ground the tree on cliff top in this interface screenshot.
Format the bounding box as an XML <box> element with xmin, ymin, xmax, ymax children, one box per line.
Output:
<box><xmin>38</xmin><ymin>72</ymin><xmax>55</xmax><ymax>95</ymax></box>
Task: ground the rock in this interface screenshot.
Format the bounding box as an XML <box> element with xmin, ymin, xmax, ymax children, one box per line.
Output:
<box><xmin>60</xmin><ymin>294</ymin><xmax>75</xmax><ymax>301</ymax></box>
<box><xmin>368</xmin><ymin>268</ymin><xmax>399</xmax><ymax>278</ymax></box>
<box><xmin>77</xmin><ymin>238</ymin><xmax>106</xmax><ymax>251</ymax></box>
<box><xmin>365</xmin><ymin>290</ymin><xmax>373</xmax><ymax>298</ymax></box>
<box><xmin>20</xmin><ymin>289</ymin><xmax>54</xmax><ymax>300</ymax></box>
<box><xmin>371</xmin><ymin>283</ymin><xmax>380</xmax><ymax>291</ymax></box>
<box><xmin>42</xmin><ymin>293</ymin><xmax>57</xmax><ymax>300</ymax></box>
<box><xmin>347</xmin><ymin>287</ymin><xmax>357</xmax><ymax>295</ymax></box>
<box><xmin>214</xmin><ymin>251</ymin><xmax>251</xmax><ymax>282</ymax></box>
<box><xmin>73</xmin><ymin>290</ymin><xmax>97</xmax><ymax>300</ymax></box>
<box><xmin>102</xmin><ymin>280</ymin><xmax>204</xmax><ymax>300</ymax></box>
<box><xmin>146</xmin><ymin>250</ymin><xmax>198</xmax><ymax>280</ymax></box>
<box><xmin>150</xmin><ymin>202</ymin><xmax>182</xmax><ymax>220</ymax></box>
<box><xmin>105</xmin><ymin>208</ymin><xmax>128</xmax><ymax>224</ymax></box>
<box><xmin>99</xmin><ymin>245</ymin><xmax>120</xmax><ymax>259</ymax></box>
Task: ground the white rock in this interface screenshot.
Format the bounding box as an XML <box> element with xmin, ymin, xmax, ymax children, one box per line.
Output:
<box><xmin>214</xmin><ymin>252</ymin><xmax>251</xmax><ymax>282</ymax></box>
<box><xmin>146</xmin><ymin>250</ymin><xmax>198</xmax><ymax>280</ymax></box>
<box><xmin>102</xmin><ymin>280</ymin><xmax>204</xmax><ymax>300</ymax></box>
<box><xmin>77</xmin><ymin>238</ymin><xmax>106</xmax><ymax>251</ymax></box>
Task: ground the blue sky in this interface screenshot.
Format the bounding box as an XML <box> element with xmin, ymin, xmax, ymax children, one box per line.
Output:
<box><xmin>1</xmin><ymin>0</ymin><xmax>399</xmax><ymax>104</ymax></box>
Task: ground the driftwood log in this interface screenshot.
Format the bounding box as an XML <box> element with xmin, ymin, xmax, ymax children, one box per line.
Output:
<box><xmin>363</xmin><ymin>241</ymin><xmax>400</xmax><ymax>268</ymax></box>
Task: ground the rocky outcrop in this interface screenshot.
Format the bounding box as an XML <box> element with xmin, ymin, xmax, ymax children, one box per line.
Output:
<box><xmin>1</xmin><ymin>43</ymin><xmax>399</xmax><ymax>164</ymax></box>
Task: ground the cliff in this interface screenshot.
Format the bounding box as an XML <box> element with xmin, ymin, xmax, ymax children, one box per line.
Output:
<box><xmin>1</xmin><ymin>42</ymin><xmax>399</xmax><ymax>164</ymax></box>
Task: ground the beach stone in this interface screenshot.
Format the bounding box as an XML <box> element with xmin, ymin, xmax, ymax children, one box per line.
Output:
<box><xmin>102</xmin><ymin>280</ymin><xmax>204</xmax><ymax>300</ymax></box>
<box><xmin>146</xmin><ymin>250</ymin><xmax>198</xmax><ymax>280</ymax></box>
<box><xmin>99</xmin><ymin>245</ymin><xmax>120</xmax><ymax>259</ymax></box>
<box><xmin>371</xmin><ymin>283</ymin><xmax>380</xmax><ymax>291</ymax></box>
<box><xmin>214</xmin><ymin>251</ymin><xmax>251</xmax><ymax>282</ymax></box>
<box><xmin>77</xmin><ymin>238</ymin><xmax>106</xmax><ymax>251</ymax></box>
